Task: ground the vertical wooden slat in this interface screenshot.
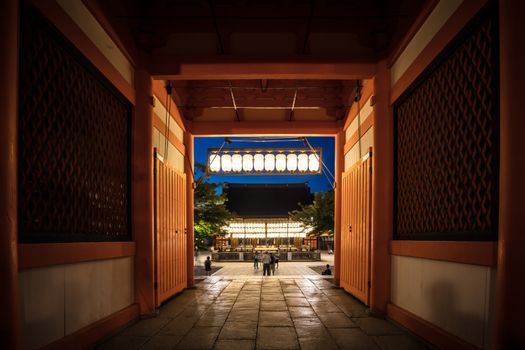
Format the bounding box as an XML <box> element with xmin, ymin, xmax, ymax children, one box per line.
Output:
<box><xmin>176</xmin><ymin>174</ymin><xmax>180</xmax><ymax>286</ymax></box>
<box><xmin>162</xmin><ymin>163</ymin><xmax>167</xmax><ymax>294</ymax></box>
<box><xmin>169</xmin><ymin>168</ymin><xmax>172</xmax><ymax>291</ymax></box>
<box><xmin>154</xmin><ymin>156</ymin><xmax>159</xmax><ymax>306</ymax></box>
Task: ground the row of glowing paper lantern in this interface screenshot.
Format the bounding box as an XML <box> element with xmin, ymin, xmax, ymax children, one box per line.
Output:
<box><xmin>225</xmin><ymin>221</ymin><xmax>307</xmax><ymax>233</ymax></box>
<box><xmin>209</xmin><ymin>152</ymin><xmax>320</xmax><ymax>173</ymax></box>
<box><xmin>226</xmin><ymin>227</ymin><xmax>308</xmax><ymax>234</ymax></box>
<box><xmin>230</xmin><ymin>232</ymin><xmax>307</xmax><ymax>238</ymax></box>
<box><xmin>228</xmin><ymin>221</ymin><xmax>303</xmax><ymax>228</ymax></box>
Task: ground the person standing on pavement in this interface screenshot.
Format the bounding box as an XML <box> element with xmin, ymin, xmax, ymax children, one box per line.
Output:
<box><xmin>205</xmin><ymin>256</ymin><xmax>212</xmax><ymax>276</ymax></box>
<box><xmin>253</xmin><ymin>252</ymin><xmax>259</xmax><ymax>270</ymax></box>
<box><xmin>262</xmin><ymin>252</ymin><xmax>271</xmax><ymax>276</ymax></box>
<box><xmin>275</xmin><ymin>254</ymin><xmax>279</xmax><ymax>269</ymax></box>
<box><xmin>270</xmin><ymin>253</ymin><xmax>276</xmax><ymax>275</ymax></box>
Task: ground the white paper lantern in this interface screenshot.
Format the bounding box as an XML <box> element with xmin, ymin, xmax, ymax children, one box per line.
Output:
<box><xmin>309</xmin><ymin>153</ymin><xmax>320</xmax><ymax>172</ymax></box>
<box><xmin>253</xmin><ymin>153</ymin><xmax>264</xmax><ymax>171</ymax></box>
<box><xmin>275</xmin><ymin>153</ymin><xmax>287</xmax><ymax>172</ymax></box>
<box><xmin>286</xmin><ymin>153</ymin><xmax>298</xmax><ymax>172</ymax></box>
<box><xmin>209</xmin><ymin>153</ymin><xmax>220</xmax><ymax>172</ymax></box>
<box><xmin>297</xmin><ymin>153</ymin><xmax>308</xmax><ymax>172</ymax></box>
<box><xmin>221</xmin><ymin>154</ymin><xmax>232</xmax><ymax>172</ymax></box>
<box><xmin>264</xmin><ymin>154</ymin><xmax>275</xmax><ymax>171</ymax></box>
<box><xmin>232</xmin><ymin>154</ymin><xmax>242</xmax><ymax>172</ymax></box>
<box><xmin>242</xmin><ymin>154</ymin><xmax>253</xmax><ymax>171</ymax></box>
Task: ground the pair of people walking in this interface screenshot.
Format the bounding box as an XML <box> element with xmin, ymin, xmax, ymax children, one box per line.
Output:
<box><xmin>261</xmin><ymin>252</ymin><xmax>277</xmax><ymax>276</ymax></box>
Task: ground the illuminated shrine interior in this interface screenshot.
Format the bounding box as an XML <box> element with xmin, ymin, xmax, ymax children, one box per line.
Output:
<box><xmin>219</xmin><ymin>219</ymin><xmax>314</xmax><ymax>252</ymax></box>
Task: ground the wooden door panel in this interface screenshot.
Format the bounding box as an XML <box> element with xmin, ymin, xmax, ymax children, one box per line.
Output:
<box><xmin>340</xmin><ymin>149</ymin><xmax>372</xmax><ymax>305</ymax></box>
<box><xmin>154</xmin><ymin>153</ymin><xmax>187</xmax><ymax>307</ymax></box>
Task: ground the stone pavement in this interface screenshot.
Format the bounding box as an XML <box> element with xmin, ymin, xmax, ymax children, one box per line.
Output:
<box><xmin>97</xmin><ymin>273</ymin><xmax>433</xmax><ymax>350</ymax></box>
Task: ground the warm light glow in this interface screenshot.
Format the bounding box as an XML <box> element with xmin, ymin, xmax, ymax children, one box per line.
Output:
<box><xmin>275</xmin><ymin>154</ymin><xmax>287</xmax><ymax>172</ymax></box>
<box><xmin>297</xmin><ymin>153</ymin><xmax>308</xmax><ymax>172</ymax></box>
<box><xmin>209</xmin><ymin>153</ymin><xmax>220</xmax><ymax>172</ymax></box>
<box><xmin>309</xmin><ymin>154</ymin><xmax>320</xmax><ymax>172</ymax></box>
<box><xmin>207</xmin><ymin>148</ymin><xmax>321</xmax><ymax>174</ymax></box>
<box><xmin>242</xmin><ymin>154</ymin><xmax>253</xmax><ymax>171</ymax></box>
<box><xmin>253</xmin><ymin>153</ymin><xmax>264</xmax><ymax>171</ymax></box>
<box><xmin>264</xmin><ymin>154</ymin><xmax>275</xmax><ymax>171</ymax></box>
<box><xmin>221</xmin><ymin>154</ymin><xmax>232</xmax><ymax>172</ymax></box>
<box><xmin>223</xmin><ymin>219</ymin><xmax>313</xmax><ymax>238</ymax></box>
<box><xmin>287</xmin><ymin>153</ymin><xmax>298</xmax><ymax>171</ymax></box>
<box><xmin>232</xmin><ymin>154</ymin><xmax>242</xmax><ymax>172</ymax></box>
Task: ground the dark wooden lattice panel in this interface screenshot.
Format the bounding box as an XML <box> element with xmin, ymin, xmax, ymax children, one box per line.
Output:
<box><xmin>18</xmin><ymin>7</ymin><xmax>132</xmax><ymax>242</ymax></box>
<box><xmin>394</xmin><ymin>8</ymin><xmax>498</xmax><ymax>241</ymax></box>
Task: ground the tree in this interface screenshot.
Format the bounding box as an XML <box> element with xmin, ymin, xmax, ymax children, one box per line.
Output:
<box><xmin>193</xmin><ymin>164</ymin><xmax>232</xmax><ymax>250</ymax></box>
<box><xmin>289</xmin><ymin>191</ymin><xmax>334</xmax><ymax>236</ymax></box>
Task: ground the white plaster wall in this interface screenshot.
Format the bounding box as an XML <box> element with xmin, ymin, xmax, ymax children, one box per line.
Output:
<box><xmin>391</xmin><ymin>255</ymin><xmax>495</xmax><ymax>349</ymax></box>
<box><xmin>153</xmin><ymin>96</ymin><xmax>185</xmax><ymax>143</ymax></box>
<box><xmin>344</xmin><ymin>127</ymin><xmax>374</xmax><ymax>171</ymax></box>
<box><xmin>56</xmin><ymin>0</ymin><xmax>134</xmax><ymax>85</ymax></box>
<box><xmin>391</xmin><ymin>0</ymin><xmax>463</xmax><ymax>86</ymax></box>
<box><xmin>345</xmin><ymin>95</ymin><xmax>373</xmax><ymax>143</ymax></box>
<box><xmin>153</xmin><ymin>128</ymin><xmax>185</xmax><ymax>173</ymax></box>
<box><xmin>19</xmin><ymin>257</ymin><xmax>134</xmax><ymax>350</ymax></box>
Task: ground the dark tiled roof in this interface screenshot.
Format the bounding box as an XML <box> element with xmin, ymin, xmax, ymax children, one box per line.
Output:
<box><xmin>224</xmin><ymin>183</ymin><xmax>313</xmax><ymax>218</ymax></box>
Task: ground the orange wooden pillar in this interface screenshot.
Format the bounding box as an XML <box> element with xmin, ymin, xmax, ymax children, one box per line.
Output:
<box><xmin>133</xmin><ymin>70</ymin><xmax>155</xmax><ymax>315</ymax></box>
<box><xmin>370</xmin><ymin>61</ymin><xmax>392</xmax><ymax>315</ymax></box>
<box><xmin>185</xmin><ymin>132</ymin><xmax>195</xmax><ymax>287</ymax></box>
<box><xmin>334</xmin><ymin>131</ymin><xmax>344</xmax><ymax>285</ymax></box>
<box><xmin>495</xmin><ymin>0</ymin><xmax>525</xmax><ymax>347</ymax></box>
<box><xmin>0</xmin><ymin>0</ymin><xmax>20</xmax><ymax>347</ymax></box>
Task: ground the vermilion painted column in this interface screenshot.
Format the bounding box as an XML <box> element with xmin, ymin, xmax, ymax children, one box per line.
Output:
<box><xmin>185</xmin><ymin>131</ymin><xmax>195</xmax><ymax>287</ymax></box>
<box><xmin>370</xmin><ymin>61</ymin><xmax>392</xmax><ymax>315</ymax></box>
<box><xmin>0</xmin><ymin>0</ymin><xmax>20</xmax><ymax>348</ymax></box>
<box><xmin>334</xmin><ymin>131</ymin><xmax>344</xmax><ymax>285</ymax></box>
<box><xmin>495</xmin><ymin>0</ymin><xmax>525</xmax><ymax>348</ymax></box>
<box><xmin>133</xmin><ymin>70</ymin><xmax>155</xmax><ymax>315</ymax></box>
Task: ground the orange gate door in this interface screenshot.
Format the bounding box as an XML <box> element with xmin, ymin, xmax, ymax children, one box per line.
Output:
<box><xmin>154</xmin><ymin>151</ymin><xmax>187</xmax><ymax>307</ymax></box>
<box><xmin>340</xmin><ymin>148</ymin><xmax>372</xmax><ymax>304</ymax></box>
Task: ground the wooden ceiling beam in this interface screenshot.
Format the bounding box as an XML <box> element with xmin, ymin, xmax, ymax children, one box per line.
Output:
<box><xmin>150</xmin><ymin>57</ymin><xmax>376</xmax><ymax>80</ymax></box>
<box><xmin>190</xmin><ymin>120</ymin><xmax>342</xmax><ymax>136</ymax></box>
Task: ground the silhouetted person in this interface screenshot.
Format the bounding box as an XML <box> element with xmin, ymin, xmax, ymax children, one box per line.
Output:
<box><xmin>262</xmin><ymin>252</ymin><xmax>271</xmax><ymax>276</ymax></box>
<box><xmin>205</xmin><ymin>256</ymin><xmax>212</xmax><ymax>276</ymax></box>
<box><xmin>270</xmin><ymin>253</ymin><xmax>276</xmax><ymax>275</ymax></box>
<box><xmin>254</xmin><ymin>252</ymin><xmax>259</xmax><ymax>270</ymax></box>
<box><xmin>322</xmin><ymin>264</ymin><xmax>332</xmax><ymax>275</ymax></box>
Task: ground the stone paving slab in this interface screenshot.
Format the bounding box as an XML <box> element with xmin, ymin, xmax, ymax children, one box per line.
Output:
<box><xmin>141</xmin><ymin>335</ymin><xmax>184</xmax><ymax>350</ymax></box>
<box><xmin>219</xmin><ymin>321</ymin><xmax>258</xmax><ymax>340</ymax></box>
<box><xmin>257</xmin><ymin>327</ymin><xmax>299</xmax><ymax>350</ymax></box>
<box><xmin>96</xmin><ymin>272</ymin><xmax>433</xmax><ymax>350</ymax></box>
<box><xmin>289</xmin><ymin>306</ymin><xmax>317</xmax><ymax>319</ymax></box>
<box><xmin>258</xmin><ymin>311</ymin><xmax>293</xmax><ymax>327</ymax></box>
<box><xmin>175</xmin><ymin>326</ymin><xmax>221</xmax><ymax>349</ymax></box>
<box><xmin>214</xmin><ymin>339</ymin><xmax>255</xmax><ymax>350</ymax></box>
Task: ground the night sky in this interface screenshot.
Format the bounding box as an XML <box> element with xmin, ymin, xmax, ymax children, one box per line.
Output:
<box><xmin>194</xmin><ymin>136</ymin><xmax>335</xmax><ymax>193</ymax></box>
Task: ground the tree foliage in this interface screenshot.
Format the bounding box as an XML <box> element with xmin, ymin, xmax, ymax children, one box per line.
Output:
<box><xmin>289</xmin><ymin>191</ymin><xmax>334</xmax><ymax>236</ymax></box>
<box><xmin>193</xmin><ymin>164</ymin><xmax>232</xmax><ymax>250</ymax></box>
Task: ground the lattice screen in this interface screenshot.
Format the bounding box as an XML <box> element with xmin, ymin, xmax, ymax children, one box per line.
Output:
<box><xmin>394</xmin><ymin>9</ymin><xmax>498</xmax><ymax>240</ymax></box>
<box><xmin>18</xmin><ymin>8</ymin><xmax>132</xmax><ymax>242</ymax></box>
